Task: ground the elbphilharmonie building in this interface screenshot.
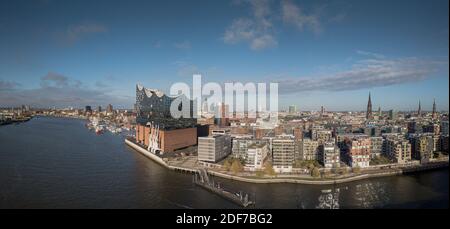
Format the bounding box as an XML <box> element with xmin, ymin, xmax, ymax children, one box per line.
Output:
<box><xmin>135</xmin><ymin>84</ymin><xmax>196</xmax><ymax>130</ymax></box>
<box><xmin>135</xmin><ymin>84</ymin><xmax>198</xmax><ymax>153</ymax></box>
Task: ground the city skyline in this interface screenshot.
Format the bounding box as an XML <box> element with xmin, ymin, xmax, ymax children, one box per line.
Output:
<box><xmin>0</xmin><ymin>0</ymin><xmax>449</xmax><ymax>111</ymax></box>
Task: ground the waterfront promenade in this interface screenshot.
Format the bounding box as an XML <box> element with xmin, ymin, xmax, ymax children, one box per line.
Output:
<box><xmin>125</xmin><ymin>138</ymin><xmax>449</xmax><ymax>185</ymax></box>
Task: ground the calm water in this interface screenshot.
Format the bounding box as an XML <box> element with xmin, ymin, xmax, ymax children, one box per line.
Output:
<box><xmin>0</xmin><ymin>117</ymin><xmax>448</xmax><ymax>209</ymax></box>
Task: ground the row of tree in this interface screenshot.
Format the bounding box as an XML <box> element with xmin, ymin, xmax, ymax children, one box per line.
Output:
<box><xmin>222</xmin><ymin>157</ymin><xmax>361</xmax><ymax>178</ymax></box>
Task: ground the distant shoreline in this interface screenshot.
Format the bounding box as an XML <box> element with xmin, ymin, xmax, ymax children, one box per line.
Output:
<box><xmin>124</xmin><ymin>138</ymin><xmax>449</xmax><ymax>185</ymax></box>
<box><xmin>0</xmin><ymin>116</ymin><xmax>32</xmax><ymax>126</ymax></box>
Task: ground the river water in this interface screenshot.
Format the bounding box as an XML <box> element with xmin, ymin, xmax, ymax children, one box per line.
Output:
<box><xmin>0</xmin><ymin>116</ymin><xmax>448</xmax><ymax>209</ymax></box>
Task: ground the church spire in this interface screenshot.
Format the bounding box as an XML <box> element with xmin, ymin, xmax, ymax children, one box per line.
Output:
<box><xmin>417</xmin><ymin>100</ymin><xmax>421</xmax><ymax>117</ymax></box>
<box><xmin>432</xmin><ymin>98</ymin><xmax>437</xmax><ymax>119</ymax></box>
<box><xmin>366</xmin><ymin>92</ymin><xmax>373</xmax><ymax>120</ymax></box>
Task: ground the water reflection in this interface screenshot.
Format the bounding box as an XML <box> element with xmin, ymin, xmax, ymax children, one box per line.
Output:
<box><xmin>351</xmin><ymin>181</ymin><xmax>390</xmax><ymax>208</ymax></box>
<box><xmin>316</xmin><ymin>188</ymin><xmax>340</xmax><ymax>209</ymax></box>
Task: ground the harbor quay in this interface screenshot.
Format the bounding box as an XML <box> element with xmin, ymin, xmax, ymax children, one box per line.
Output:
<box><xmin>125</xmin><ymin>137</ymin><xmax>449</xmax><ymax>185</ymax></box>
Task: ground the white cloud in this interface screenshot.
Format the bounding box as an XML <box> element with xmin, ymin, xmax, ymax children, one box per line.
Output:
<box><xmin>250</xmin><ymin>34</ymin><xmax>277</xmax><ymax>50</ymax></box>
<box><xmin>223</xmin><ymin>0</ymin><xmax>276</xmax><ymax>50</ymax></box>
<box><xmin>0</xmin><ymin>80</ymin><xmax>19</xmax><ymax>91</ymax></box>
<box><xmin>224</xmin><ymin>0</ymin><xmax>326</xmax><ymax>50</ymax></box>
<box><xmin>277</xmin><ymin>56</ymin><xmax>448</xmax><ymax>94</ymax></box>
<box><xmin>356</xmin><ymin>50</ymin><xmax>385</xmax><ymax>59</ymax></box>
<box><xmin>41</xmin><ymin>72</ymin><xmax>69</xmax><ymax>87</ymax></box>
<box><xmin>281</xmin><ymin>0</ymin><xmax>321</xmax><ymax>34</ymax></box>
<box><xmin>174</xmin><ymin>41</ymin><xmax>191</xmax><ymax>50</ymax></box>
<box><xmin>153</xmin><ymin>41</ymin><xmax>162</xmax><ymax>48</ymax></box>
<box><xmin>0</xmin><ymin>73</ymin><xmax>131</xmax><ymax>108</ymax></box>
<box><xmin>65</xmin><ymin>23</ymin><xmax>107</xmax><ymax>42</ymax></box>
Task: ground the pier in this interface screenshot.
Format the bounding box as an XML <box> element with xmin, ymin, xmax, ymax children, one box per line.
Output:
<box><xmin>194</xmin><ymin>168</ymin><xmax>255</xmax><ymax>208</ymax></box>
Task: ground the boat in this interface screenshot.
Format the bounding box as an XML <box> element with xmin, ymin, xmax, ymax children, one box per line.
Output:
<box><xmin>95</xmin><ymin>125</ymin><xmax>104</xmax><ymax>134</ymax></box>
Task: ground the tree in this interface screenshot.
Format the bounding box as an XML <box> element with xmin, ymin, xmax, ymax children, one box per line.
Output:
<box><xmin>231</xmin><ymin>160</ymin><xmax>243</xmax><ymax>175</ymax></box>
<box><xmin>255</xmin><ymin>170</ymin><xmax>264</xmax><ymax>177</ymax></box>
<box><xmin>307</xmin><ymin>163</ymin><xmax>315</xmax><ymax>171</ymax></box>
<box><xmin>313</xmin><ymin>160</ymin><xmax>321</xmax><ymax>168</ymax></box>
<box><xmin>340</xmin><ymin>167</ymin><xmax>348</xmax><ymax>176</ymax></box>
<box><xmin>223</xmin><ymin>160</ymin><xmax>231</xmax><ymax>171</ymax></box>
<box><xmin>264</xmin><ymin>162</ymin><xmax>276</xmax><ymax>177</ymax></box>
<box><xmin>311</xmin><ymin>167</ymin><xmax>320</xmax><ymax>178</ymax></box>
<box><xmin>293</xmin><ymin>160</ymin><xmax>302</xmax><ymax>168</ymax></box>
<box><xmin>352</xmin><ymin>165</ymin><xmax>361</xmax><ymax>174</ymax></box>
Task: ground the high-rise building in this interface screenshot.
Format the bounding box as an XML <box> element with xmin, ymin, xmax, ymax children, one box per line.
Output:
<box><xmin>232</xmin><ymin>138</ymin><xmax>268</xmax><ymax>160</ymax></box>
<box><xmin>342</xmin><ymin>136</ymin><xmax>371</xmax><ymax>168</ymax></box>
<box><xmin>410</xmin><ymin>134</ymin><xmax>434</xmax><ymax>163</ymax></box>
<box><xmin>232</xmin><ymin>138</ymin><xmax>250</xmax><ymax>160</ymax></box>
<box><xmin>85</xmin><ymin>106</ymin><xmax>92</xmax><ymax>113</ymax></box>
<box><xmin>313</xmin><ymin>130</ymin><xmax>332</xmax><ymax>144</ymax></box>
<box><xmin>216</xmin><ymin>103</ymin><xmax>229</xmax><ymax>127</ymax></box>
<box><xmin>319</xmin><ymin>141</ymin><xmax>340</xmax><ymax>168</ymax></box>
<box><xmin>408</xmin><ymin>121</ymin><xmax>423</xmax><ymax>134</ymax></box>
<box><xmin>440</xmin><ymin>135</ymin><xmax>449</xmax><ymax>153</ymax></box>
<box><xmin>299</xmin><ymin>138</ymin><xmax>319</xmax><ymax>161</ymax></box>
<box><xmin>366</xmin><ymin>92</ymin><xmax>373</xmax><ymax>120</ymax></box>
<box><xmin>423</xmin><ymin>123</ymin><xmax>440</xmax><ymax>135</ymax></box>
<box><xmin>198</xmin><ymin>133</ymin><xmax>231</xmax><ymax>163</ymax></box>
<box><xmin>135</xmin><ymin>84</ymin><xmax>198</xmax><ymax>153</ymax></box>
<box><xmin>106</xmin><ymin>104</ymin><xmax>113</xmax><ymax>113</ymax></box>
<box><xmin>274</xmin><ymin>126</ymin><xmax>284</xmax><ymax>136</ymax></box>
<box><xmin>385</xmin><ymin>138</ymin><xmax>411</xmax><ymax>164</ymax></box>
<box><xmin>255</xmin><ymin>128</ymin><xmax>265</xmax><ymax>139</ymax></box>
<box><xmin>97</xmin><ymin>106</ymin><xmax>102</xmax><ymax>113</ymax></box>
<box><xmin>135</xmin><ymin>84</ymin><xmax>196</xmax><ymax>129</ymax></box>
<box><xmin>245</xmin><ymin>143</ymin><xmax>269</xmax><ymax>171</ymax></box>
<box><xmin>288</xmin><ymin>105</ymin><xmax>297</xmax><ymax>114</ymax></box>
<box><xmin>441</xmin><ymin>121</ymin><xmax>449</xmax><ymax>136</ymax></box>
<box><xmin>370</xmin><ymin>137</ymin><xmax>383</xmax><ymax>158</ymax></box>
<box><xmin>388</xmin><ymin>109</ymin><xmax>396</xmax><ymax>120</ymax></box>
<box><xmin>201</xmin><ymin>98</ymin><xmax>209</xmax><ymax>113</ymax></box>
<box><xmin>293</xmin><ymin>127</ymin><xmax>303</xmax><ymax>141</ymax></box>
<box><xmin>272</xmin><ymin>136</ymin><xmax>295</xmax><ymax>173</ymax></box>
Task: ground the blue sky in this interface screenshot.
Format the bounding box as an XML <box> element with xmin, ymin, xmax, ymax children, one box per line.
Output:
<box><xmin>0</xmin><ymin>0</ymin><xmax>448</xmax><ymax>111</ymax></box>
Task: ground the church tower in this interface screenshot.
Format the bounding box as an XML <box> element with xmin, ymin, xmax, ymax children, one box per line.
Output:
<box><xmin>432</xmin><ymin>98</ymin><xmax>437</xmax><ymax>119</ymax></box>
<box><xmin>366</xmin><ymin>92</ymin><xmax>373</xmax><ymax>120</ymax></box>
<box><xmin>417</xmin><ymin>100</ymin><xmax>421</xmax><ymax>117</ymax></box>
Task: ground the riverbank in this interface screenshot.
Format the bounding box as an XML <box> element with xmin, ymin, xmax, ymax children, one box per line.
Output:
<box><xmin>125</xmin><ymin>138</ymin><xmax>449</xmax><ymax>185</ymax></box>
<box><xmin>0</xmin><ymin>116</ymin><xmax>32</xmax><ymax>126</ymax></box>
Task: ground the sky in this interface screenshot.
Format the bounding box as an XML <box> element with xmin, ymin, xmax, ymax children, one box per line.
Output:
<box><xmin>0</xmin><ymin>0</ymin><xmax>448</xmax><ymax>111</ymax></box>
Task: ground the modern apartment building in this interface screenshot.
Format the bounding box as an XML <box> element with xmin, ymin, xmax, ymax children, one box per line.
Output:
<box><xmin>245</xmin><ymin>143</ymin><xmax>269</xmax><ymax>171</ymax></box>
<box><xmin>370</xmin><ymin>137</ymin><xmax>383</xmax><ymax>158</ymax></box>
<box><xmin>232</xmin><ymin>138</ymin><xmax>268</xmax><ymax>160</ymax></box>
<box><xmin>313</xmin><ymin>130</ymin><xmax>333</xmax><ymax>144</ymax></box>
<box><xmin>342</xmin><ymin>136</ymin><xmax>371</xmax><ymax>168</ymax></box>
<box><xmin>441</xmin><ymin>121</ymin><xmax>449</xmax><ymax>136</ymax></box>
<box><xmin>198</xmin><ymin>133</ymin><xmax>231</xmax><ymax>163</ymax></box>
<box><xmin>385</xmin><ymin>138</ymin><xmax>412</xmax><ymax>163</ymax></box>
<box><xmin>410</xmin><ymin>134</ymin><xmax>434</xmax><ymax>163</ymax></box>
<box><xmin>272</xmin><ymin>137</ymin><xmax>295</xmax><ymax>173</ymax></box>
<box><xmin>299</xmin><ymin>138</ymin><xmax>319</xmax><ymax>161</ymax></box>
<box><xmin>319</xmin><ymin>141</ymin><xmax>340</xmax><ymax>168</ymax></box>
